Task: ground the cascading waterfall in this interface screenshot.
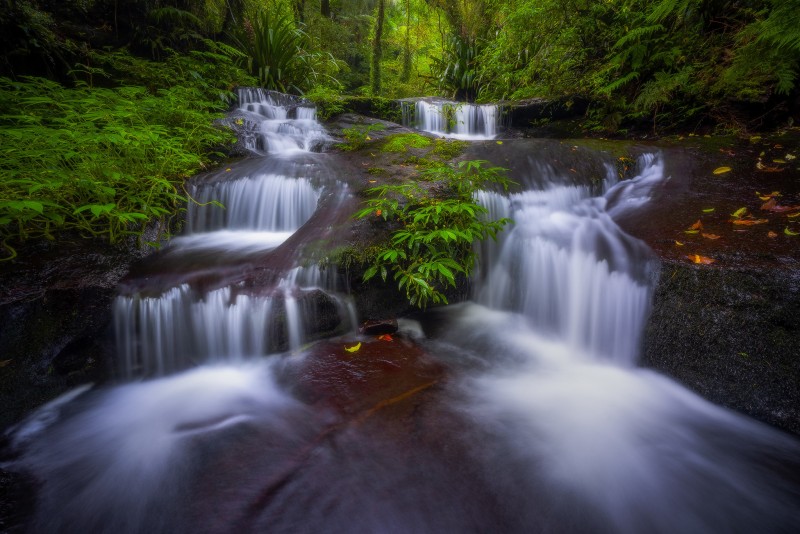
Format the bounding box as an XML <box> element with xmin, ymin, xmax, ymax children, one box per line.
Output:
<box><xmin>474</xmin><ymin>155</ymin><xmax>658</xmax><ymax>365</ymax></box>
<box><xmin>4</xmin><ymin>109</ymin><xmax>800</xmax><ymax>531</ymax></box>
<box><xmin>236</xmin><ymin>87</ymin><xmax>328</xmax><ymax>153</ymax></box>
<box><xmin>112</xmin><ymin>90</ymin><xmax>356</xmax><ymax>378</ymax></box>
<box><xmin>402</xmin><ymin>99</ymin><xmax>501</xmax><ymax>140</ymax></box>
<box><xmin>186</xmin><ymin>174</ymin><xmax>321</xmax><ymax>233</ymax></box>
<box><xmin>436</xmin><ymin>151</ymin><xmax>800</xmax><ymax>532</ymax></box>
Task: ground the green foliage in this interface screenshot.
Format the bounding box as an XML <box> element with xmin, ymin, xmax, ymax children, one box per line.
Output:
<box><xmin>234</xmin><ymin>10</ymin><xmax>341</xmax><ymax>93</ymax></box>
<box><xmin>337</xmin><ymin>122</ymin><xmax>386</xmax><ymax>151</ymax></box>
<box><xmin>355</xmin><ymin>160</ymin><xmax>512</xmax><ymax>308</ymax></box>
<box><xmin>82</xmin><ymin>41</ymin><xmax>255</xmax><ymax>102</ymax></box>
<box><xmin>0</xmin><ymin>74</ymin><xmax>234</xmax><ymax>259</ymax></box>
<box><xmin>380</xmin><ymin>133</ymin><xmax>432</xmax><ymax>152</ymax></box>
<box><xmin>430</xmin><ymin>34</ymin><xmax>483</xmax><ymax>101</ymax></box>
<box><xmin>303</xmin><ymin>85</ymin><xmax>347</xmax><ymax>120</ymax></box>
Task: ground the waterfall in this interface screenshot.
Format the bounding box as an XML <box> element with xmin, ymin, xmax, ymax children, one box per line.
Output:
<box><xmin>186</xmin><ymin>174</ymin><xmax>321</xmax><ymax>233</ymax></box>
<box><xmin>474</xmin><ymin>154</ymin><xmax>659</xmax><ymax>365</ymax></box>
<box><xmin>402</xmin><ymin>99</ymin><xmax>501</xmax><ymax>140</ymax></box>
<box><xmin>6</xmin><ymin>106</ymin><xmax>800</xmax><ymax>533</ymax></box>
<box><xmin>111</xmin><ymin>90</ymin><xmax>356</xmax><ymax>378</ymax></box>
<box><xmin>114</xmin><ymin>275</ymin><xmax>356</xmax><ymax>377</ymax></box>
<box><xmin>236</xmin><ymin>87</ymin><xmax>329</xmax><ymax>153</ymax></box>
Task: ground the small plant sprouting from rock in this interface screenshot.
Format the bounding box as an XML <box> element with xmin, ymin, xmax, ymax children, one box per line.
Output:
<box><xmin>355</xmin><ymin>160</ymin><xmax>512</xmax><ymax>308</ymax></box>
<box><xmin>337</xmin><ymin>123</ymin><xmax>386</xmax><ymax>151</ymax></box>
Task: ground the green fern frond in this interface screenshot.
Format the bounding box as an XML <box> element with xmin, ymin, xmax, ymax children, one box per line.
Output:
<box><xmin>646</xmin><ymin>0</ymin><xmax>694</xmax><ymax>24</ymax></box>
<box><xmin>613</xmin><ymin>24</ymin><xmax>665</xmax><ymax>50</ymax></box>
<box><xmin>601</xmin><ymin>70</ymin><xmax>640</xmax><ymax>94</ymax></box>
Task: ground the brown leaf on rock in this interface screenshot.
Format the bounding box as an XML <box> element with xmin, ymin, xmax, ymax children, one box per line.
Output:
<box><xmin>730</xmin><ymin>218</ymin><xmax>769</xmax><ymax>225</ymax></box>
<box><xmin>761</xmin><ymin>197</ymin><xmax>800</xmax><ymax>213</ymax></box>
<box><xmin>768</xmin><ymin>231</ymin><xmax>778</xmax><ymax>238</ymax></box>
<box><xmin>701</xmin><ymin>233</ymin><xmax>721</xmax><ymax>240</ymax></box>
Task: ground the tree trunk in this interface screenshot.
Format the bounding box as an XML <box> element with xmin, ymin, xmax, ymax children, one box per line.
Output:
<box><xmin>321</xmin><ymin>0</ymin><xmax>331</xmax><ymax>18</ymax></box>
<box><xmin>371</xmin><ymin>0</ymin><xmax>385</xmax><ymax>95</ymax></box>
<box><xmin>293</xmin><ymin>0</ymin><xmax>305</xmax><ymax>23</ymax></box>
<box><xmin>401</xmin><ymin>0</ymin><xmax>412</xmax><ymax>82</ymax></box>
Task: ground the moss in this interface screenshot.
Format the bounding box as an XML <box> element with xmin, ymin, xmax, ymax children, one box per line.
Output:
<box><xmin>402</xmin><ymin>155</ymin><xmax>446</xmax><ymax>170</ymax></box>
<box><xmin>367</xmin><ymin>167</ymin><xmax>390</xmax><ymax>176</ymax></box>
<box><xmin>380</xmin><ymin>133</ymin><xmax>433</xmax><ymax>153</ymax></box>
<box><xmin>430</xmin><ymin>139</ymin><xmax>469</xmax><ymax>160</ymax></box>
<box><xmin>320</xmin><ymin>244</ymin><xmax>384</xmax><ymax>270</ymax></box>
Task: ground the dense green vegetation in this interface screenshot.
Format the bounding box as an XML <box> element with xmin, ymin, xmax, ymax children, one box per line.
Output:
<box><xmin>356</xmin><ymin>160</ymin><xmax>511</xmax><ymax>308</ymax></box>
<box><xmin>1</xmin><ymin>0</ymin><xmax>798</xmax><ymax>259</ymax></box>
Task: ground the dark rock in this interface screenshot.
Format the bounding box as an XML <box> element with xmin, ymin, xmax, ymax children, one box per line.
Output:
<box><xmin>642</xmin><ymin>262</ymin><xmax>800</xmax><ymax>435</ymax></box>
<box><xmin>360</xmin><ymin>318</ymin><xmax>399</xmax><ymax>335</ymax></box>
<box><xmin>0</xmin><ymin>238</ymin><xmax>146</xmax><ymax>431</ymax></box>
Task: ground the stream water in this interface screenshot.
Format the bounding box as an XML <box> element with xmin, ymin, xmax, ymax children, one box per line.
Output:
<box><xmin>4</xmin><ymin>91</ymin><xmax>800</xmax><ymax>533</ymax></box>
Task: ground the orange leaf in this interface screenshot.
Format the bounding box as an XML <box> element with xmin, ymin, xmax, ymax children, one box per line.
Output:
<box><xmin>768</xmin><ymin>231</ymin><xmax>778</xmax><ymax>238</ymax></box>
<box><xmin>376</xmin><ymin>209</ymin><xmax>382</xmax><ymax>217</ymax></box>
<box><xmin>701</xmin><ymin>233</ymin><xmax>721</xmax><ymax>240</ymax></box>
<box><xmin>377</xmin><ymin>334</ymin><xmax>394</xmax><ymax>341</ymax></box>
<box><xmin>689</xmin><ymin>219</ymin><xmax>703</xmax><ymax>230</ymax></box>
<box><xmin>731</xmin><ymin>218</ymin><xmax>769</xmax><ymax>225</ymax></box>
<box><xmin>687</xmin><ymin>254</ymin><xmax>715</xmax><ymax>265</ymax></box>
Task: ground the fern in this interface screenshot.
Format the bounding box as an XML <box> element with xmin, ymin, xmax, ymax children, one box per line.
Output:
<box><xmin>646</xmin><ymin>0</ymin><xmax>695</xmax><ymax>24</ymax></box>
<box><xmin>613</xmin><ymin>24</ymin><xmax>665</xmax><ymax>50</ymax></box>
<box><xmin>755</xmin><ymin>0</ymin><xmax>800</xmax><ymax>53</ymax></box>
<box><xmin>634</xmin><ymin>67</ymin><xmax>692</xmax><ymax>112</ymax></box>
<box><xmin>600</xmin><ymin>70</ymin><xmax>640</xmax><ymax>95</ymax></box>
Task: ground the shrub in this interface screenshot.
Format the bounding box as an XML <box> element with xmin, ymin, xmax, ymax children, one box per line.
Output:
<box><xmin>355</xmin><ymin>160</ymin><xmax>512</xmax><ymax>308</ymax></box>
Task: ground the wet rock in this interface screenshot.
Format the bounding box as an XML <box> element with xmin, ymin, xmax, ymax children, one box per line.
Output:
<box><xmin>642</xmin><ymin>261</ymin><xmax>800</xmax><ymax>435</ymax></box>
<box><xmin>617</xmin><ymin>135</ymin><xmax>800</xmax><ymax>436</ymax></box>
<box><xmin>0</xmin><ymin>239</ymin><xmax>146</xmax><ymax>431</ymax></box>
<box><xmin>359</xmin><ymin>318</ymin><xmax>398</xmax><ymax>335</ymax></box>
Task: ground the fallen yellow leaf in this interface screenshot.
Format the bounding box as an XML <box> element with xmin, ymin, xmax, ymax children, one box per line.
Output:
<box><xmin>713</xmin><ymin>166</ymin><xmax>732</xmax><ymax>175</ymax></box>
<box><xmin>731</xmin><ymin>207</ymin><xmax>748</xmax><ymax>218</ymax></box>
<box><xmin>674</xmin><ymin>241</ymin><xmax>685</xmax><ymax>246</ymax></box>
<box><xmin>702</xmin><ymin>208</ymin><xmax>715</xmax><ymax>213</ymax></box>
<box><xmin>785</xmin><ymin>227</ymin><xmax>799</xmax><ymax>237</ymax></box>
<box><xmin>344</xmin><ymin>342</ymin><xmax>362</xmax><ymax>353</ymax></box>
<box><xmin>688</xmin><ymin>254</ymin><xmax>715</xmax><ymax>265</ymax></box>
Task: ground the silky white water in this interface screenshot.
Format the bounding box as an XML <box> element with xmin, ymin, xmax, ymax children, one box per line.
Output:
<box><xmin>402</xmin><ymin>99</ymin><xmax>501</xmax><ymax>140</ymax></box>
<box><xmin>5</xmin><ymin>105</ymin><xmax>800</xmax><ymax>532</ymax></box>
<box><xmin>113</xmin><ymin>90</ymin><xmax>356</xmax><ymax>377</ymax></box>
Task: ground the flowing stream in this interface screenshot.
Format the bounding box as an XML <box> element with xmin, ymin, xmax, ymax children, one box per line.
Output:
<box><xmin>4</xmin><ymin>93</ymin><xmax>800</xmax><ymax>533</ymax></box>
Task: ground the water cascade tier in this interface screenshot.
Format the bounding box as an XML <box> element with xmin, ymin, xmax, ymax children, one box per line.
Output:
<box><xmin>401</xmin><ymin>98</ymin><xmax>501</xmax><ymax>140</ymax></box>
<box><xmin>111</xmin><ymin>90</ymin><xmax>356</xmax><ymax>378</ymax></box>
<box><xmin>5</xmin><ymin>108</ymin><xmax>800</xmax><ymax>532</ymax></box>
